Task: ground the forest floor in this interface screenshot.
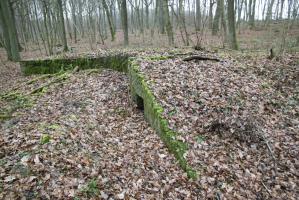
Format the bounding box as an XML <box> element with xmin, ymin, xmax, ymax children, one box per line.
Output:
<box><xmin>0</xmin><ymin>42</ymin><xmax>298</xmax><ymax>199</ymax></box>
<box><xmin>0</xmin><ymin>60</ymin><xmax>199</xmax><ymax>199</ymax></box>
<box><xmin>139</xmin><ymin>50</ymin><xmax>298</xmax><ymax>199</ymax></box>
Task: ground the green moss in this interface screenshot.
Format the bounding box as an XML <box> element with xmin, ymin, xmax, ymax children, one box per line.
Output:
<box><xmin>20</xmin><ymin>55</ymin><xmax>130</xmax><ymax>75</ymax></box>
<box><xmin>196</xmin><ymin>135</ymin><xmax>206</xmax><ymax>144</ymax></box>
<box><xmin>0</xmin><ymin>114</ymin><xmax>12</xmax><ymax>120</ymax></box>
<box><xmin>81</xmin><ymin>179</ymin><xmax>99</xmax><ymax>197</ymax></box>
<box><xmin>145</xmin><ymin>55</ymin><xmax>172</xmax><ymax>61</ymax></box>
<box><xmin>26</xmin><ymin>74</ymin><xmax>54</xmax><ymax>85</ymax></box>
<box><xmin>48</xmin><ymin>124</ymin><xmax>61</xmax><ymax>131</ymax></box>
<box><xmin>0</xmin><ymin>92</ymin><xmax>33</xmax><ymax>122</ymax></box>
<box><xmin>261</xmin><ymin>82</ymin><xmax>271</xmax><ymax>89</ymax></box>
<box><xmin>40</xmin><ymin>134</ymin><xmax>50</xmax><ymax>145</ymax></box>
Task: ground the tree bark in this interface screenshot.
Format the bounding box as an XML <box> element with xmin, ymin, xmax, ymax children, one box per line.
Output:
<box><xmin>212</xmin><ymin>0</ymin><xmax>221</xmax><ymax>35</ymax></box>
<box><xmin>196</xmin><ymin>0</ymin><xmax>201</xmax><ymax>30</ymax></box>
<box><xmin>227</xmin><ymin>0</ymin><xmax>238</xmax><ymax>49</ymax></box>
<box><xmin>103</xmin><ymin>0</ymin><xmax>116</xmax><ymax>41</ymax></box>
<box><xmin>209</xmin><ymin>0</ymin><xmax>215</xmax><ymax>29</ymax></box>
<box><xmin>280</xmin><ymin>0</ymin><xmax>285</xmax><ymax>19</ymax></box>
<box><xmin>70</xmin><ymin>0</ymin><xmax>77</xmax><ymax>43</ymax></box>
<box><xmin>179</xmin><ymin>0</ymin><xmax>189</xmax><ymax>45</ymax></box>
<box><xmin>121</xmin><ymin>0</ymin><xmax>129</xmax><ymax>45</ymax></box>
<box><xmin>249</xmin><ymin>0</ymin><xmax>256</xmax><ymax>29</ymax></box>
<box><xmin>163</xmin><ymin>0</ymin><xmax>174</xmax><ymax>45</ymax></box>
<box><xmin>0</xmin><ymin>0</ymin><xmax>20</xmax><ymax>61</ymax></box>
<box><xmin>57</xmin><ymin>0</ymin><xmax>68</xmax><ymax>51</ymax></box>
<box><xmin>266</xmin><ymin>0</ymin><xmax>275</xmax><ymax>25</ymax></box>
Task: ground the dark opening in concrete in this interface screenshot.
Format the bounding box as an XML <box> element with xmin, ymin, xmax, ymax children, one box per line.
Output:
<box><xmin>136</xmin><ymin>95</ymin><xmax>144</xmax><ymax>111</ymax></box>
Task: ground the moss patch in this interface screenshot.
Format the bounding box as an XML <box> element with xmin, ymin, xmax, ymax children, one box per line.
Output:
<box><xmin>40</xmin><ymin>134</ymin><xmax>51</xmax><ymax>145</ymax></box>
<box><xmin>0</xmin><ymin>91</ymin><xmax>33</xmax><ymax>121</ymax></box>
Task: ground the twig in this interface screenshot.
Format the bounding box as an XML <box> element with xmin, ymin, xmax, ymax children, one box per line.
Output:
<box><xmin>72</xmin><ymin>66</ymin><xmax>80</xmax><ymax>73</ymax></box>
<box><xmin>261</xmin><ymin>134</ymin><xmax>276</xmax><ymax>161</ymax></box>
<box><xmin>261</xmin><ymin>182</ymin><xmax>271</xmax><ymax>195</ymax></box>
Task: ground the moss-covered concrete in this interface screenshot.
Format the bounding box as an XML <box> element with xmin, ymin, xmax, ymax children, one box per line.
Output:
<box><xmin>128</xmin><ymin>58</ymin><xmax>197</xmax><ymax>179</ymax></box>
<box><xmin>18</xmin><ymin>54</ymin><xmax>197</xmax><ymax>179</ymax></box>
<box><xmin>20</xmin><ymin>54</ymin><xmax>129</xmax><ymax>75</ymax></box>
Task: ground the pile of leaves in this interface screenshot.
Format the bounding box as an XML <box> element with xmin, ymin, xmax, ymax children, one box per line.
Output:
<box><xmin>139</xmin><ymin>51</ymin><xmax>298</xmax><ymax>199</ymax></box>
<box><xmin>1</xmin><ymin>69</ymin><xmax>200</xmax><ymax>199</ymax></box>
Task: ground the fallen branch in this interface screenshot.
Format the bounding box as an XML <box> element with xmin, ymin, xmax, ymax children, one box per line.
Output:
<box><xmin>182</xmin><ymin>55</ymin><xmax>220</xmax><ymax>62</ymax></box>
<box><xmin>26</xmin><ymin>74</ymin><xmax>54</xmax><ymax>85</ymax></box>
<box><xmin>29</xmin><ymin>73</ymin><xmax>71</xmax><ymax>95</ymax></box>
<box><xmin>86</xmin><ymin>68</ymin><xmax>101</xmax><ymax>75</ymax></box>
<box><xmin>259</xmin><ymin>131</ymin><xmax>276</xmax><ymax>161</ymax></box>
<box><xmin>29</xmin><ymin>66</ymin><xmax>82</xmax><ymax>95</ymax></box>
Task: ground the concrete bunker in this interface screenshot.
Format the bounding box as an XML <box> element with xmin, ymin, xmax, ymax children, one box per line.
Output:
<box><xmin>20</xmin><ymin>54</ymin><xmax>129</xmax><ymax>75</ymax></box>
<box><xmin>19</xmin><ymin>54</ymin><xmax>197</xmax><ymax>179</ymax></box>
<box><xmin>135</xmin><ymin>94</ymin><xmax>144</xmax><ymax>111</ymax></box>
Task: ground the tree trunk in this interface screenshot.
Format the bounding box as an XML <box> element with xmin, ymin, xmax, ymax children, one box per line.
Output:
<box><xmin>249</xmin><ymin>0</ymin><xmax>256</xmax><ymax>29</ymax></box>
<box><xmin>237</xmin><ymin>0</ymin><xmax>244</xmax><ymax>30</ymax></box>
<box><xmin>280</xmin><ymin>0</ymin><xmax>285</xmax><ymax>19</ymax></box>
<box><xmin>121</xmin><ymin>0</ymin><xmax>129</xmax><ymax>45</ymax></box>
<box><xmin>220</xmin><ymin>0</ymin><xmax>226</xmax><ymax>39</ymax></box>
<box><xmin>163</xmin><ymin>0</ymin><xmax>174</xmax><ymax>45</ymax></box>
<box><xmin>97</xmin><ymin>4</ymin><xmax>105</xmax><ymax>44</ymax></box>
<box><xmin>103</xmin><ymin>0</ymin><xmax>115</xmax><ymax>41</ymax></box>
<box><xmin>145</xmin><ymin>0</ymin><xmax>150</xmax><ymax>29</ymax></box>
<box><xmin>78</xmin><ymin>0</ymin><xmax>84</xmax><ymax>37</ymax></box>
<box><xmin>158</xmin><ymin>0</ymin><xmax>165</xmax><ymax>33</ymax></box>
<box><xmin>266</xmin><ymin>0</ymin><xmax>275</xmax><ymax>25</ymax></box>
<box><xmin>0</xmin><ymin>0</ymin><xmax>20</xmax><ymax>61</ymax></box>
<box><xmin>288</xmin><ymin>0</ymin><xmax>293</xmax><ymax>19</ymax></box>
<box><xmin>227</xmin><ymin>0</ymin><xmax>238</xmax><ymax>49</ymax></box>
<box><xmin>179</xmin><ymin>0</ymin><xmax>189</xmax><ymax>45</ymax></box>
<box><xmin>209</xmin><ymin>0</ymin><xmax>215</xmax><ymax>29</ymax></box>
<box><xmin>196</xmin><ymin>0</ymin><xmax>201</xmax><ymax>30</ymax></box>
<box><xmin>70</xmin><ymin>0</ymin><xmax>77</xmax><ymax>43</ymax></box>
<box><xmin>57</xmin><ymin>0</ymin><xmax>68</xmax><ymax>51</ymax></box>
<box><xmin>212</xmin><ymin>0</ymin><xmax>221</xmax><ymax>35</ymax></box>
<box><xmin>42</xmin><ymin>1</ymin><xmax>53</xmax><ymax>55</ymax></box>
<box><xmin>65</xmin><ymin>4</ymin><xmax>72</xmax><ymax>41</ymax></box>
